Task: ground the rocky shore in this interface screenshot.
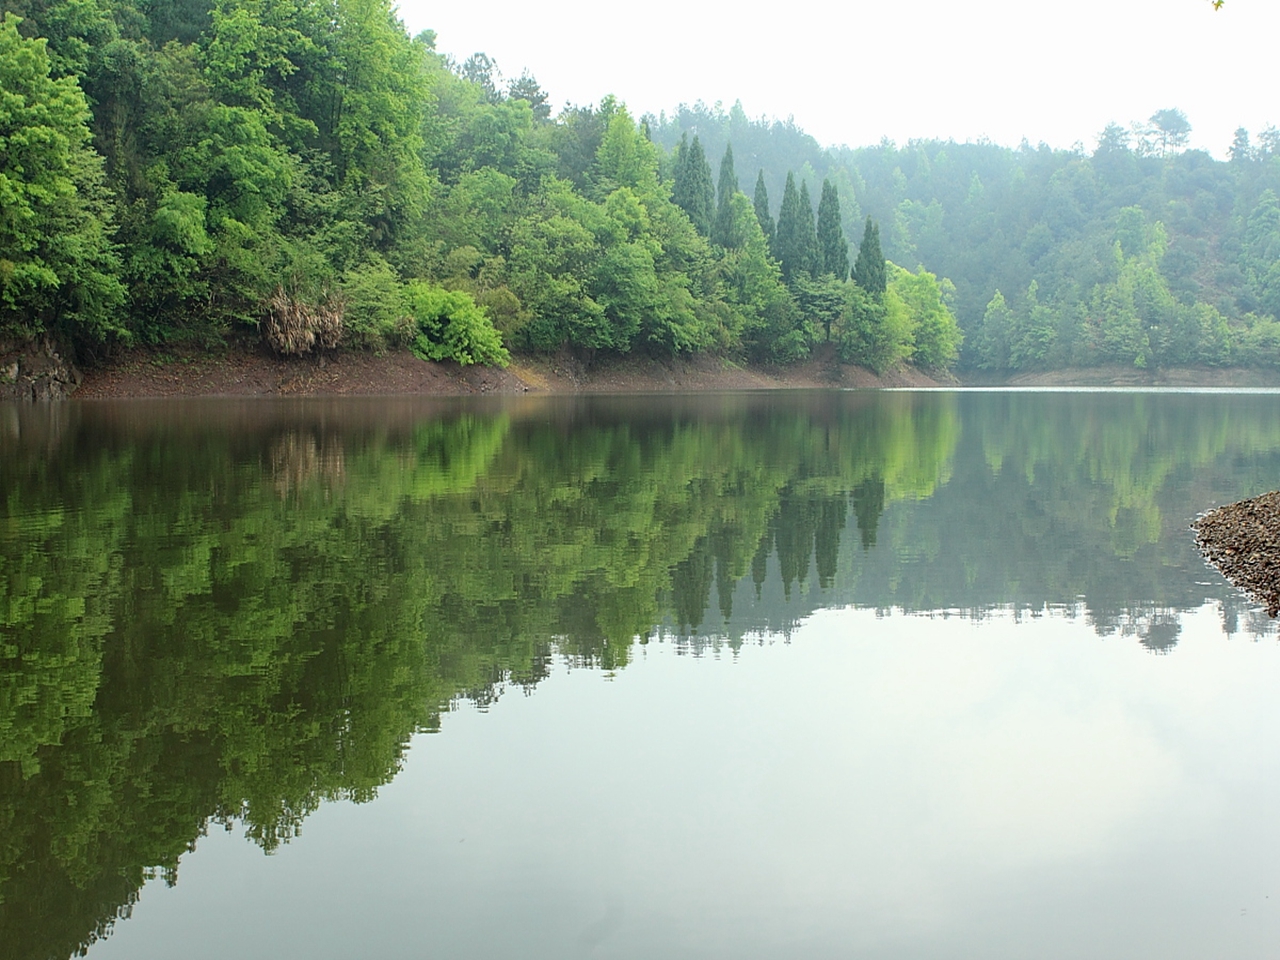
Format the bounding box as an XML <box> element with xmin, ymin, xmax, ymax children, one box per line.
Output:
<box><xmin>0</xmin><ymin>339</ymin><xmax>82</xmax><ymax>400</ymax></box>
<box><xmin>1193</xmin><ymin>492</ymin><xmax>1280</xmax><ymax>617</ymax></box>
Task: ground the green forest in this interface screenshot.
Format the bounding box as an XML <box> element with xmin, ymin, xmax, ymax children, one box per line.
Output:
<box><xmin>2</xmin><ymin>0</ymin><xmax>1279</xmax><ymax>375</ymax></box>
<box><xmin>0</xmin><ymin>0</ymin><xmax>959</xmax><ymax>376</ymax></box>
<box><xmin>650</xmin><ymin>103</ymin><xmax>1280</xmax><ymax>372</ymax></box>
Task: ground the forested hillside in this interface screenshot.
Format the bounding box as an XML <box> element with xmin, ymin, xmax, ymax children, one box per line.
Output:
<box><xmin>653</xmin><ymin>102</ymin><xmax>1280</xmax><ymax>371</ymax></box>
<box><xmin>0</xmin><ymin>0</ymin><xmax>957</xmax><ymax>376</ymax></box>
<box><xmin>2</xmin><ymin>0</ymin><xmax>1277</xmax><ymax>376</ymax></box>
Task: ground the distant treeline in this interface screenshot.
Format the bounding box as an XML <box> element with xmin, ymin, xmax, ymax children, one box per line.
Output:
<box><xmin>652</xmin><ymin>103</ymin><xmax>1280</xmax><ymax>371</ymax></box>
<box><xmin>0</xmin><ymin>0</ymin><xmax>958</xmax><ymax>373</ymax></box>
<box><xmin>3</xmin><ymin>1</ymin><xmax>1278</xmax><ymax>374</ymax></box>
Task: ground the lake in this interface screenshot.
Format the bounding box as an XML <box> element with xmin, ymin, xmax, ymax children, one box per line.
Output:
<box><xmin>3</xmin><ymin>389</ymin><xmax>1280</xmax><ymax>959</ymax></box>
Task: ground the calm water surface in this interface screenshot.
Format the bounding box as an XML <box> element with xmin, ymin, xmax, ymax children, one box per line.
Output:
<box><xmin>3</xmin><ymin>390</ymin><xmax>1280</xmax><ymax>959</ymax></box>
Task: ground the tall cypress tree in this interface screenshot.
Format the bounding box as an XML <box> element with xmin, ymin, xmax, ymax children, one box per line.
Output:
<box><xmin>816</xmin><ymin>180</ymin><xmax>849</xmax><ymax>279</ymax></box>
<box><xmin>797</xmin><ymin>180</ymin><xmax>819</xmax><ymax>279</ymax></box>
<box><xmin>775</xmin><ymin>172</ymin><xmax>803</xmax><ymax>283</ymax></box>
<box><xmin>753</xmin><ymin>170</ymin><xmax>775</xmax><ymax>253</ymax></box>
<box><xmin>853</xmin><ymin>216</ymin><xmax>886</xmax><ymax>296</ymax></box>
<box><xmin>673</xmin><ymin>132</ymin><xmax>690</xmax><ymax>201</ymax></box>
<box><xmin>712</xmin><ymin>144</ymin><xmax>739</xmax><ymax>247</ymax></box>
<box><xmin>673</xmin><ymin>134</ymin><xmax>714</xmax><ymax>236</ymax></box>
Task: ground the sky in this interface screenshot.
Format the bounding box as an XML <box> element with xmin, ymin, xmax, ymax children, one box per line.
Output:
<box><xmin>395</xmin><ymin>0</ymin><xmax>1278</xmax><ymax>158</ymax></box>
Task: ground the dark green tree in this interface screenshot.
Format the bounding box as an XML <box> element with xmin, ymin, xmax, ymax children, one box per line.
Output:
<box><xmin>672</xmin><ymin>134</ymin><xmax>714</xmax><ymax>236</ymax></box>
<box><xmin>797</xmin><ymin>181</ymin><xmax>820</xmax><ymax>280</ymax></box>
<box><xmin>1146</xmin><ymin>108</ymin><xmax>1191</xmax><ymax>157</ymax></box>
<box><xmin>459</xmin><ymin>52</ymin><xmax>502</xmax><ymax>103</ymax></box>
<box><xmin>774</xmin><ymin>172</ymin><xmax>802</xmax><ymax>283</ymax></box>
<box><xmin>816</xmin><ymin>179</ymin><xmax>849</xmax><ymax>279</ymax></box>
<box><xmin>753</xmin><ymin>170</ymin><xmax>775</xmax><ymax>252</ymax></box>
<box><xmin>712</xmin><ymin>143</ymin><xmax>739</xmax><ymax>247</ymax></box>
<box><xmin>507</xmin><ymin>71</ymin><xmax>551</xmax><ymax>121</ymax></box>
<box><xmin>853</xmin><ymin>216</ymin><xmax>886</xmax><ymax>296</ymax></box>
<box><xmin>1229</xmin><ymin>127</ymin><xmax>1252</xmax><ymax>163</ymax></box>
<box><xmin>775</xmin><ymin>173</ymin><xmax>818</xmax><ymax>284</ymax></box>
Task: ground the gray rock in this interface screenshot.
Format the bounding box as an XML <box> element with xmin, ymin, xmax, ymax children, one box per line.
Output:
<box><xmin>0</xmin><ymin>340</ymin><xmax>81</xmax><ymax>400</ymax></box>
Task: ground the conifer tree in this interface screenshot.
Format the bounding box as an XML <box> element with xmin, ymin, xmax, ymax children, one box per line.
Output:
<box><xmin>853</xmin><ymin>216</ymin><xmax>886</xmax><ymax>296</ymax></box>
<box><xmin>816</xmin><ymin>180</ymin><xmax>849</xmax><ymax>279</ymax></box>
<box><xmin>672</xmin><ymin>134</ymin><xmax>714</xmax><ymax>235</ymax></box>
<box><xmin>712</xmin><ymin>144</ymin><xmax>739</xmax><ymax>247</ymax></box>
<box><xmin>797</xmin><ymin>180</ymin><xmax>820</xmax><ymax>280</ymax></box>
<box><xmin>775</xmin><ymin>172</ymin><xmax>803</xmax><ymax>283</ymax></box>
<box><xmin>753</xmin><ymin>170</ymin><xmax>775</xmax><ymax>253</ymax></box>
<box><xmin>672</xmin><ymin>132</ymin><xmax>690</xmax><ymax>205</ymax></box>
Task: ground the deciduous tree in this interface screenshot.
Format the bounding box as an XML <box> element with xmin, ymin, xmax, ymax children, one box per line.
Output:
<box><xmin>0</xmin><ymin>15</ymin><xmax>123</xmax><ymax>342</ymax></box>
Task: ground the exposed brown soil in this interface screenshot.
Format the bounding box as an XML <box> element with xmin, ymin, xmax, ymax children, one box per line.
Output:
<box><xmin>74</xmin><ymin>342</ymin><xmax>945</xmax><ymax>399</ymax></box>
<box><xmin>1193</xmin><ymin>492</ymin><xmax>1280</xmax><ymax>617</ymax></box>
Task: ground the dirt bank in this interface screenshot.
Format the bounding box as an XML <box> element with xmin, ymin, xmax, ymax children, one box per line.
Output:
<box><xmin>1193</xmin><ymin>492</ymin><xmax>1280</xmax><ymax>617</ymax></box>
<box><xmin>72</xmin><ymin>343</ymin><xmax>945</xmax><ymax>399</ymax></box>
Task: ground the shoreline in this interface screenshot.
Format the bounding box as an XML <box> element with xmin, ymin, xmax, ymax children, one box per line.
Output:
<box><xmin>1193</xmin><ymin>492</ymin><xmax>1280</xmax><ymax>618</ymax></box>
<box><xmin>9</xmin><ymin>340</ymin><xmax>1280</xmax><ymax>401</ymax></box>
<box><xmin>66</xmin><ymin>344</ymin><xmax>946</xmax><ymax>400</ymax></box>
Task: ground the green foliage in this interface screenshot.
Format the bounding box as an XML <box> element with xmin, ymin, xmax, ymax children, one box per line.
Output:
<box><xmin>974</xmin><ymin>290</ymin><xmax>1014</xmax><ymax>370</ymax></box>
<box><xmin>507</xmin><ymin>181</ymin><xmax>609</xmax><ymax>351</ymax></box>
<box><xmin>403</xmin><ymin>282</ymin><xmax>509</xmax><ymax>366</ymax></box>
<box><xmin>0</xmin><ymin>14</ymin><xmax>124</xmax><ymax>343</ymax></box>
<box><xmin>712</xmin><ymin>143</ymin><xmax>739</xmax><ymax>248</ymax></box>
<box><xmin>8</xmin><ymin>0</ymin><xmax>1265</xmax><ymax>374</ymax></box>
<box><xmin>753</xmin><ymin>169</ymin><xmax>775</xmax><ymax>251</ymax></box>
<box><xmin>840</xmin><ymin>280</ymin><xmax>911</xmax><ymax>372</ymax></box>
<box><xmin>719</xmin><ymin>193</ymin><xmax>797</xmax><ymax>361</ymax></box>
<box><xmin>775</xmin><ymin>172</ymin><xmax>818</xmax><ymax>284</ymax></box>
<box><xmin>890</xmin><ymin>264</ymin><xmax>962</xmax><ymax>370</ymax></box>
<box><xmin>794</xmin><ymin>274</ymin><xmax>844</xmax><ymax>343</ymax></box>
<box><xmin>0</xmin><ymin>1</ymin><xmax>967</xmax><ymax>372</ymax></box>
<box><xmin>593</xmin><ymin>104</ymin><xmax>661</xmax><ymax>196</ymax></box>
<box><xmin>672</xmin><ymin>134</ymin><xmax>714</xmax><ymax>236</ymax></box>
<box><xmin>816</xmin><ymin>180</ymin><xmax>849</xmax><ymax>279</ymax></box>
<box><xmin>339</xmin><ymin>257</ymin><xmax>407</xmax><ymax>351</ymax></box>
<box><xmin>853</xmin><ymin>216</ymin><xmax>886</xmax><ymax>296</ymax></box>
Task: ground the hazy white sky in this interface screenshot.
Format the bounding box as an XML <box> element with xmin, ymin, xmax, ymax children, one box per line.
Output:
<box><xmin>395</xmin><ymin>0</ymin><xmax>1277</xmax><ymax>157</ymax></box>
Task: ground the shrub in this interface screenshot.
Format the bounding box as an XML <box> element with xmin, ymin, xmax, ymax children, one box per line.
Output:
<box><xmin>403</xmin><ymin>282</ymin><xmax>509</xmax><ymax>367</ymax></box>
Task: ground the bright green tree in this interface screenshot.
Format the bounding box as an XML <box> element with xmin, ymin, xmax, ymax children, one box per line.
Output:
<box><xmin>840</xmin><ymin>281</ymin><xmax>911</xmax><ymax>372</ymax></box>
<box><xmin>403</xmin><ymin>281</ymin><xmax>509</xmax><ymax>366</ymax></box>
<box><xmin>753</xmin><ymin>170</ymin><xmax>775</xmax><ymax>252</ymax></box>
<box><xmin>889</xmin><ymin>264</ymin><xmax>962</xmax><ymax>370</ymax></box>
<box><xmin>0</xmin><ymin>14</ymin><xmax>124</xmax><ymax>342</ymax></box>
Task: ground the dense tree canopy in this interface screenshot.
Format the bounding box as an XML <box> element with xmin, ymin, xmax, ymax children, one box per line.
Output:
<box><xmin>1</xmin><ymin>0</ymin><xmax>1275</xmax><ymax>375</ymax></box>
<box><xmin>0</xmin><ymin>1</ymin><xmax>973</xmax><ymax>375</ymax></box>
<box><xmin>652</xmin><ymin>99</ymin><xmax>1280</xmax><ymax>373</ymax></box>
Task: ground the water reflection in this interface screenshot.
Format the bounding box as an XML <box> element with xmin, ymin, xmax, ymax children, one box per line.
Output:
<box><xmin>3</xmin><ymin>390</ymin><xmax>1280</xmax><ymax>958</ymax></box>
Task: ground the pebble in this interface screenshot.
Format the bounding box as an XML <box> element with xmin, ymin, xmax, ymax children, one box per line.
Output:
<box><xmin>1192</xmin><ymin>491</ymin><xmax>1280</xmax><ymax>617</ymax></box>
